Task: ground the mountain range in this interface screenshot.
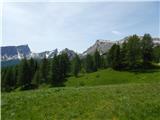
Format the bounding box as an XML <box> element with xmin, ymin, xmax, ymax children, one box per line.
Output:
<box><xmin>1</xmin><ymin>36</ymin><xmax>160</xmax><ymax>67</ymax></box>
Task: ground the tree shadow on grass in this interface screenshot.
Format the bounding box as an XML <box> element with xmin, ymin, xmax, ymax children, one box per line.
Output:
<box><xmin>125</xmin><ymin>67</ymin><xmax>160</xmax><ymax>74</ymax></box>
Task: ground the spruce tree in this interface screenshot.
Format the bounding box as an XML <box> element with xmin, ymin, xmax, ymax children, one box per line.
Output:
<box><xmin>108</xmin><ymin>44</ymin><xmax>121</xmax><ymax>70</ymax></box>
<box><xmin>73</xmin><ymin>54</ymin><xmax>81</xmax><ymax>77</ymax></box>
<box><xmin>39</xmin><ymin>57</ymin><xmax>49</xmax><ymax>83</ymax></box>
<box><xmin>28</xmin><ymin>58</ymin><xmax>37</xmax><ymax>83</ymax></box>
<box><xmin>94</xmin><ymin>49</ymin><xmax>101</xmax><ymax>70</ymax></box>
<box><xmin>18</xmin><ymin>58</ymin><xmax>31</xmax><ymax>90</ymax></box>
<box><xmin>141</xmin><ymin>34</ymin><xmax>153</xmax><ymax>65</ymax></box>
<box><xmin>120</xmin><ymin>41</ymin><xmax>128</xmax><ymax>69</ymax></box>
<box><xmin>153</xmin><ymin>45</ymin><xmax>160</xmax><ymax>63</ymax></box>
<box><xmin>59</xmin><ymin>53</ymin><xmax>70</xmax><ymax>79</ymax></box>
<box><xmin>49</xmin><ymin>55</ymin><xmax>61</xmax><ymax>86</ymax></box>
<box><xmin>3</xmin><ymin>68</ymin><xmax>15</xmax><ymax>92</ymax></box>
<box><xmin>32</xmin><ymin>69</ymin><xmax>40</xmax><ymax>88</ymax></box>
<box><xmin>126</xmin><ymin>35</ymin><xmax>141</xmax><ymax>69</ymax></box>
<box><xmin>85</xmin><ymin>54</ymin><xmax>96</xmax><ymax>72</ymax></box>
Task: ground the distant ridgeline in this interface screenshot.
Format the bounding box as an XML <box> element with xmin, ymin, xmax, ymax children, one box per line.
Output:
<box><xmin>1</xmin><ymin>35</ymin><xmax>160</xmax><ymax>67</ymax></box>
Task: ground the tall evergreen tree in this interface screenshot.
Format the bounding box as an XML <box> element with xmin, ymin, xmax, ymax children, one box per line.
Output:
<box><xmin>126</xmin><ymin>35</ymin><xmax>141</xmax><ymax>69</ymax></box>
<box><xmin>85</xmin><ymin>54</ymin><xmax>96</xmax><ymax>73</ymax></box>
<box><xmin>2</xmin><ymin>68</ymin><xmax>15</xmax><ymax>92</ymax></box>
<box><xmin>18</xmin><ymin>58</ymin><xmax>31</xmax><ymax>89</ymax></box>
<box><xmin>120</xmin><ymin>41</ymin><xmax>128</xmax><ymax>68</ymax></box>
<box><xmin>108</xmin><ymin>44</ymin><xmax>121</xmax><ymax>70</ymax></box>
<box><xmin>32</xmin><ymin>69</ymin><xmax>40</xmax><ymax>88</ymax></box>
<box><xmin>59</xmin><ymin>53</ymin><xmax>70</xmax><ymax>79</ymax></box>
<box><xmin>153</xmin><ymin>45</ymin><xmax>160</xmax><ymax>63</ymax></box>
<box><xmin>94</xmin><ymin>49</ymin><xmax>101</xmax><ymax>70</ymax></box>
<box><xmin>141</xmin><ymin>34</ymin><xmax>153</xmax><ymax>65</ymax></box>
<box><xmin>49</xmin><ymin>55</ymin><xmax>63</xmax><ymax>86</ymax></box>
<box><xmin>39</xmin><ymin>57</ymin><xmax>49</xmax><ymax>83</ymax></box>
<box><xmin>28</xmin><ymin>58</ymin><xmax>37</xmax><ymax>83</ymax></box>
<box><xmin>73</xmin><ymin>54</ymin><xmax>81</xmax><ymax>77</ymax></box>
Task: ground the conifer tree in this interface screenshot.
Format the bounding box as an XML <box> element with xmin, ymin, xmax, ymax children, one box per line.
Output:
<box><xmin>141</xmin><ymin>34</ymin><xmax>153</xmax><ymax>65</ymax></box>
<box><xmin>32</xmin><ymin>69</ymin><xmax>40</xmax><ymax>88</ymax></box>
<box><xmin>85</xmin><ymin>54</ymin><xmax>96</xmax><ymax>72</ymax></box>
<box><xmin>49</xmin><ymin>55</ymin><xmax>61</xmax><ymax>86</ymax></box>
<box><xmin>108</xmin><ymin>44</ymin><xmax>121</xmax><ymax>69</ymax></box>
<box><xmin>3</xmin><ymin>68</ymin><xmax>15</xmax><ymax>91</ymax></box>
<box><xmin>59</xmin><ymin>53</ymin><xmax>70</xmax><ymax>78</ymax></box>
<box><xmin>94</xmin><ymin>49</ymin><xmax>101</xmax><ymax>69</ymax></box>
<box><xmin>39</xmin><ymin>57</ymin><xmax>49</xmax><ymax>83</ymax></box>
<box><xmin>18</xmin><ymin>58</ymin><xmax>31</xmax><ymax>89</ymax></box>
<box><xmin>28</xmin><ymin>58</ymin><xmax>37</xmax><ymax>83</ymax></box>
<box><xmin>73</xmin><ymin>54</ymin><xmax>81</xmax><ymax>77</ymax></box>
<box><xmin>120</xmin><ymin>41</ymin><xmax>128</xmax><ymax>68</ymax></box>
<box><xmin>153</xmin><ymin>45</ymin><xmax>160</xmax><ymax>63</ymax></box>
<box><xmin>126</xmin><ymin>35</ymin><xmax>141</xmax><ymax>69</ymax></box>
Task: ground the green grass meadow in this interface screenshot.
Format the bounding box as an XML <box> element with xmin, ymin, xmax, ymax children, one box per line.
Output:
<box><xmin>2</xmin><ymin>69</ymin><xmax>160</xmax><ymax>120</ymax></box>
<box><xmin>66</xmin><ymin>69</ymin><xmax>160</xmax><ymax>86</ymax></box>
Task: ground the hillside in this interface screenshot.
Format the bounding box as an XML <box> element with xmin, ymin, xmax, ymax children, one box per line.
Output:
<box><xmin>2</xmin><ymin>69</ymin><xmax>160</xmax><ymax>120</ymax></box>
<box><xmin>66</xmin><ymin>69</ymin><xmax>160</xmax><ymax>87</ymax></box>
<box><xmin>2</xmin><ymin>83</ymin><xmax>160</xmax><ymax>120</ymax></box>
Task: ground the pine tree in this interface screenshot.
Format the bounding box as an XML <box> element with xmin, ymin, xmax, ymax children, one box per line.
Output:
<box><xmin>59</xmin><ymin>53</ymin><xmax>70</xmax><ymax>78</ymax></box>
<box><xmin>126</xmin><ymin>35</ymin><xmax>141</xmax><ymax>69</ymax></box>
<box><xmin>18</xmin><ymin>58</ymin><xmax>31</xmax><ymax>90</ymax></box>
<box><xmin>94</xmin><ymin>49</ymin><xmax>101</xmax><ymax>70</ymax></box>
<box><xmin>28</xmin><ymin>58</ymin><xmax>37</xmax><ymax>83</ymax></box>
<box><xmin>141</xmin><ymin>34</ymin><xmax>153</xmax><ymax>66</ymax></box>
<box><xmin>73</xmin><ymin>54</ymin><xmax>81</xmax><ymax>77</ymax></box>
<box><xmin>153</xmin><ymin>45</ymin><xmax>160</xmax><ymax>63</ymax></box>
<box><xmin>3</xmin><ymin>68</ymin><xmax>15</xmax><ymax>92</ymax></box>
<box><xmin>85</xmin><ymin>54</ymin><xmax>96</xmax><ymax>73</ymax></box>
<box><xmin>120</xmin><ymin>41</ymin><xmax>128</xmax><ymax>69</ymax></box>
<box><xmin>49</xmin><ymin>55</ymin><xmax>61</xmax><ymax>86</ymax></box>
<box><xmin>32</xmin><ymin>69</ymin><xmax>40</xmax><ymax>88</ymax></box>
<box><xmin>39</xmin><ymin>57</ymin><xmax>49</xmax><ymax>84</ymax></box>
<box><xmin>108</xmin><ymin>44</ymin><xmax>121</xmax><ymax>70</ymax></box>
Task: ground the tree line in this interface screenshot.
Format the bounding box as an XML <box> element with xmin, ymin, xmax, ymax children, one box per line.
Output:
<box><xmin>1</xmin><ymin>34</ymin><xmax>160</xmax><ymax>92</ymax></box>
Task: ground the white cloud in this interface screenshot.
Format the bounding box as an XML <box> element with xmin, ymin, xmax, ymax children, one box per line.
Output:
<box><xmin>112</xmin><ymin>30</ymin><xmax>122</xmax><ymax>35</ymax></box>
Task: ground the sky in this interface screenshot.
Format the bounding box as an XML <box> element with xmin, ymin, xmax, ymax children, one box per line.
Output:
<box><xmin>1</xmin><ymin>1</ymin><xmax>160</xmax><ymax>53</ymax></box>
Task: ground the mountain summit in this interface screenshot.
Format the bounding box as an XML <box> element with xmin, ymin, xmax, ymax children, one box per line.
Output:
<box><xmin>1</xmin><ymin>44</ymin><xmax>31</xmax><ymax>61</ymax></box>
<box><xmin>1</xmin><ymin>36</ymin><xmax>160</xmax><ymax>62</ymax></box>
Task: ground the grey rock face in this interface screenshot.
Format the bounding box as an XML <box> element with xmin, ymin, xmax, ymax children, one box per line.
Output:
<box><xmin>1</xmin><ymin>45</ymin><xmax>31</xmax><ymax>61</ymax></box>
<box><xmin>83</xmin><ymin>37</ymin><xmax>160</xmax><ymax>56</ymax></box>
<box><xmin>1</xmin><ymin>36</ymin><xmax>159</xmax><ymax>62</ymax></box>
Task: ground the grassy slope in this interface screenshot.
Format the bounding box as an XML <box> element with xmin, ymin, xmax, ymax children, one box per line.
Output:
<box><xmin>2</xmin><ymin>83</ymin><xmax>160</xmax><ymax>120</ymax></box>
<box><xmin>2</xmin><ymin>69</ymin><xmax>160</xmax><ymax>120</ymax></box>
<box><xmin>65</xmin><ymin>68</ymin><xmax>160</xmax><ymax>87</ymax></box>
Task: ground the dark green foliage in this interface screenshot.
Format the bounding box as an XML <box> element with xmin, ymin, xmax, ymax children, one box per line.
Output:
<box><xmin>126</xmin><ymin>35</ymin><xmax>141</xmax><ymax>68</ymax></box>
<box><xmin>85</xmin><ymin>54</ymin><xmax>96</xmax><ymax>73</ymax></box>
<box><xmin>72</xmin><ymin>54</ymin><xmax>81</xmax><ymax>77</ymax></box>
<box><xmin>107</xmin><ymin>34</ymin><xmax>157</xmax><ymax>70</ymax></box>
<box><xmin>49</xmin><ymin>55</ymin><xmax>61</xmax><ymax>86</ymax></box>
<box><xmin>32</xmin><ymin>69</ymin><xmax>40</xmax><ymax>88</ymax></box>
<box><xmin>28</xmin><ymin>58</ymin><xmax>37</xmax><ymax>83</ymax></box>
<box><xmin>39</xmin><ymin>57</ymin><xmax>49</xmax><ymax>83</ymax></box>
<box><xmin>49</xmin><ymin>53</ymin><xmax>70</xmax><ymax>86</ymax></box>
<box><xmin>2</xmin><ymin>67</ymin><xmax>16</xmax><ymax>92</ymax></box>
<box><xmin>120</xmin><ymin>41</ymin><xmax>128</xmax><ymax>68</ymax></box>
<box><xmin>153</xmin><ymin>45</ymin><xmax>160</xmax><ymax>63</ymax></box>
<box><xmin>17</xmin><ymin>58</ymin><xmax>32</xmax><ymax>90</ymax></box>
<box><xmin>94</xmin><ymin>49</ymin><xmax>101</xmax><ymax>69</ymax></box>
<box><xmin>141</xmin><ymin>34</ymin><xmax>153</xmax><ymax>65</ymax></box>
<box><xmin>108</xmin><ymin>44</ymin><xmax>121</xmax><ymax>70</ymax></box>
<box><xmin>59</xmin><ymin>53</ymin><xmax>70</xmax><ymax>78</ymax></box>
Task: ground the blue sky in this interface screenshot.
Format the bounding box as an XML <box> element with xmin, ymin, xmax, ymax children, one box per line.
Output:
<box><xmin>2</xmin><ymin>1</ymin><xmax>160</xmax><ymax>53</ymax></box>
